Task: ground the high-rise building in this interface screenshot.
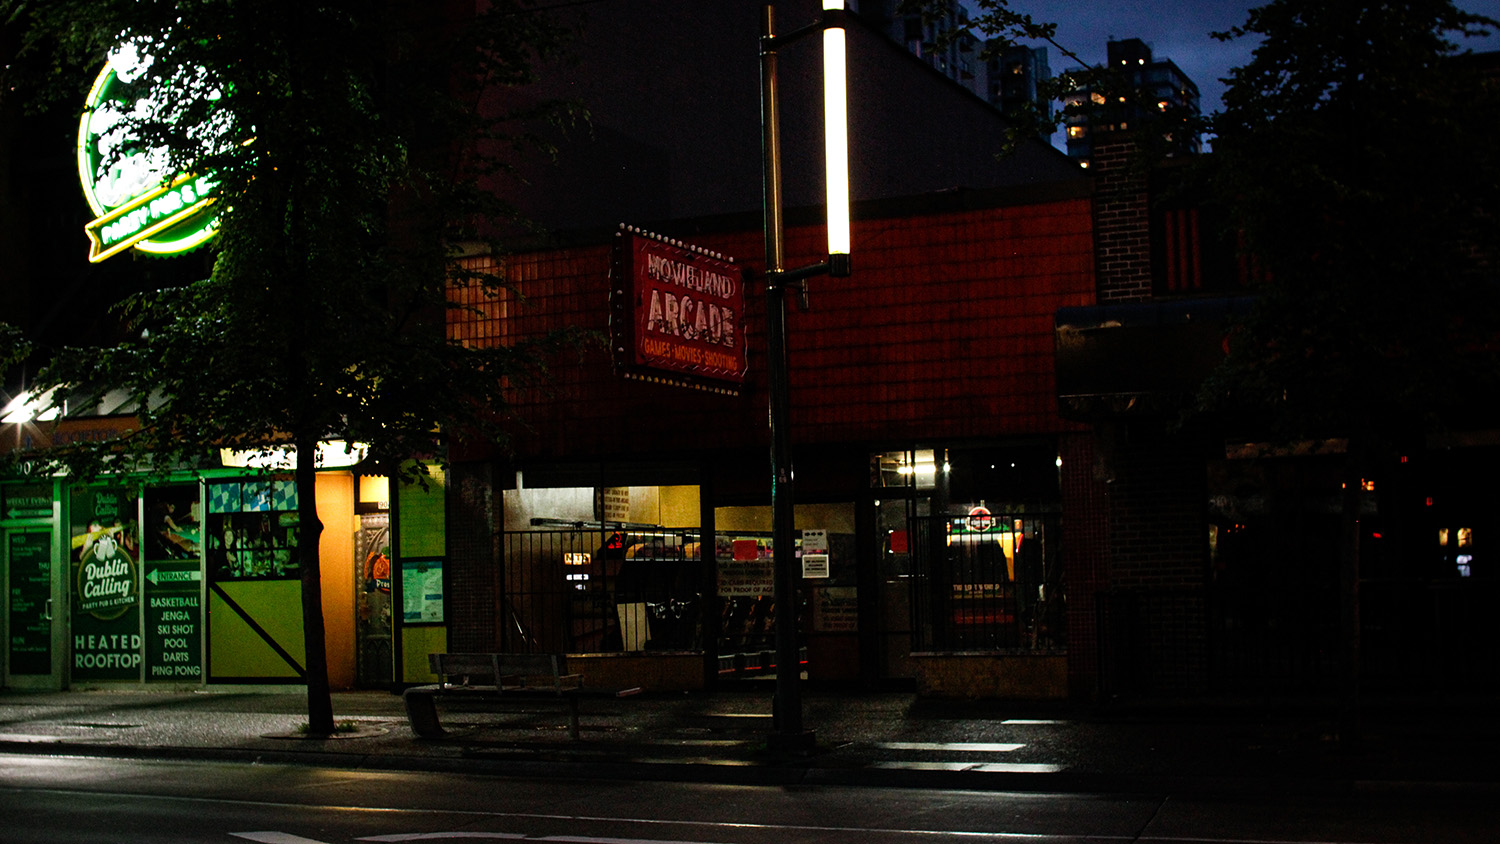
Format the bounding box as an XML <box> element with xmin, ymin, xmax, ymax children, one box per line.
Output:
<box><xmin>988</xmin><ymin>44</ymin><xmax>1052</xmax><ymax>131</ymax></box>
<box><xmin>1062</xmin><ymin>38</ymin><xmax>1200</xmax><ymax>167</ymax></box>
<box><xmin>857</xmin><ymin>1</ymin><xmax>1055</xmax><ymax>128</ymax></box>
<box><xmin>857</xmin><ymin>0</ymin><xmax>984</xmax><ymax>97</ymax></box>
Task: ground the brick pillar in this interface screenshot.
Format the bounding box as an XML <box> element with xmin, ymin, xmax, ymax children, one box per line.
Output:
<box><xmin>1091</xmin><ymin>138</ymin><xmax>1153</xmax><ymax>302</ymax></box>
<box><xmin>1061</xmin><ymin>431</ymin><xmax>1111</xmax><ymax>700</ymax></box>
<box><xmin>1105</xmin><ymin>427</ymin><xmax>1209</xmax><ymax>694</ymax></box>
<box><xmin>446</xmin><ymin>461</ymin><xmax>501</xmax><ymax>652</ymax></box>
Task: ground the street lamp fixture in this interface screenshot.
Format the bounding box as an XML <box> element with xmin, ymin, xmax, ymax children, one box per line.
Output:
<box><xmin>822</xmin><ymin>1</ymin><xmax>851</xmax><ymax>273</ymax></box>
<box><xmin>759</xmin><ymin>0</ymin><xmax>852</xmax><ymax>754</ymax></box>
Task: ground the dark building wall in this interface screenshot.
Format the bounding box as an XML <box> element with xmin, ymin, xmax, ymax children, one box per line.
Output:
<box><xmin>487</xmin><ymin>0</ymin><xmax>1079</xmax><ymax>235</ymax></box>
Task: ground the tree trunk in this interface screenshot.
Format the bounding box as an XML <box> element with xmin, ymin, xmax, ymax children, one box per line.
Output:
<box><xmin>297</xmin><ymin>429</ymin><xmax>335</xmax><ymax>736</ymax></box>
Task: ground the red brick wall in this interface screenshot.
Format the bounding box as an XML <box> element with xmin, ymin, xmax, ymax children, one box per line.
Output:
<box><xmin>454</xmin><ymin>193</ymin><xmax>1096</xmax><ymax>461</ymax></box>
<box><xmin>1091</xmin><ymin>140</ymin><xmax>1152</xmax><ymax>302</ymax></box>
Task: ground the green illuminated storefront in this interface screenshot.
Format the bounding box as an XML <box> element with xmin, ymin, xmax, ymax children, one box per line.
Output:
<box><xmin>1</xmin><ymin>453</ymin><xmax>449</xmax><ymax>691</ymax></box>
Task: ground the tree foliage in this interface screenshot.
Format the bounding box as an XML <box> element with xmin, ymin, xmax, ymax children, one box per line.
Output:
<box><xmin>2</xmin><ymin>0</ymin><xmax>577</xmax><ymax>478</ymax></box>
<box><xmin>0</xmin><ymin>0</ymin><xmax>578</xmax><ymax>732</ymax></box>
<box><xmin>1200</xmin><ymin>0</ymin><xmax>1500</xmax><ymax>446</ymax></box>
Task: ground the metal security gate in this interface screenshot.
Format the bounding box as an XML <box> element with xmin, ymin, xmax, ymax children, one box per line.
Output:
<box><xmin>908</xmin><ymin>512</ymin><xmax>1063</xmax><ymax>652</ymax></box>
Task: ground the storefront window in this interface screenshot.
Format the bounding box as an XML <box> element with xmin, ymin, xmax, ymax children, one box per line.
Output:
<box><xmin>875</xmin><ymin>442</ymin><xmax>1064</xmax><ymax>657</ymax></box>
<box><xmin>206</xmin><ymin>478</ymin><xmax>299</xmax><ymax>580</ymax></box>
<box><xmin>142</xmin><ymin>484</ymin><xmax>203</xmax><ymax>682</ymax></box>
<box><xmin>871</xmin><ymin>449</ymin><xmax>939</xmax><ymax>490</ymax></box>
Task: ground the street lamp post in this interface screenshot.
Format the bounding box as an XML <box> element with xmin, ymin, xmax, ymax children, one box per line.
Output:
<box><xmin>759</xmin><ymin>0</ymin><xmax>850</xmax><ymax>753</ymax></box>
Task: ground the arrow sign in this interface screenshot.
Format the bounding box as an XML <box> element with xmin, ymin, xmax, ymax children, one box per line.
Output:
<box><xmin>146</xmin><ymin>567</ymin><xmax>203</xmax><ymax>585</ymax></box>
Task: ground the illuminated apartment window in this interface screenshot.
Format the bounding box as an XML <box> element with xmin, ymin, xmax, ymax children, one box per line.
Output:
<box><xmin>1067</xmin><ymin>125</ymin><xmax>1086</xmax><ymax>138</ymax></box>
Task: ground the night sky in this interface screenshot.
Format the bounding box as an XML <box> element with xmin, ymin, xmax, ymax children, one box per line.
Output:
<box><xmin>1004</xmin><ymin>0</ymin><xmax>1500</xmax><ymax>145</ymax></box>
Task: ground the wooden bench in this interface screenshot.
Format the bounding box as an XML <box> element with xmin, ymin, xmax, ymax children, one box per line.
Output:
<box><xmin>403</xmin><ymin>653</ymin><xmax>641</xmax><ymax>739</ymax></box>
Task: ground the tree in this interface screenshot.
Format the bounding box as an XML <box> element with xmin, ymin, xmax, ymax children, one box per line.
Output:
<box><xmin>1</xmin><ymin>0</ymin><xmax>577</xmax><ymax>734</ymax></box>
<box><xmin>1199</xmin><ymin>0</ymin><xmax>1500</xmax><ymax>722</ymax></box>
<box><xmin>0</xmin><ymin>324</ymin><xmax>27</xmax><ymax>380</ymax></box>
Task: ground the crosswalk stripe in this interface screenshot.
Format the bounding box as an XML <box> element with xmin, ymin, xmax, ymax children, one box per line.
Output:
<box><xmin>869</xmin><ymin>761</ymin><xmax>1063</xmax><ymax>773</ymax></box>
<box><xmin>873</xmin><ymin>741</ymin><xmax>1024</xmax><ymax>752</ymax></box>
<box><xmin>231</xmin><ymin>833</ymin><xmax>337</xmax><ymax>844</ymax></box>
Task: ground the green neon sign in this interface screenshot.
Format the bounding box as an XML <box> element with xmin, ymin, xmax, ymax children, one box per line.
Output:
<box><xmin>77</xmin><ymin>44</ymin><xmax>220</xmax><ymax>263</ymax></box>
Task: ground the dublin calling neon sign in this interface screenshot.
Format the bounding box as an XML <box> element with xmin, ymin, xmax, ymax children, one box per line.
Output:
<box><xmin>76</xmin><ymin>43</ymin><xmax>221</xmax><ymax>262</ymax></box>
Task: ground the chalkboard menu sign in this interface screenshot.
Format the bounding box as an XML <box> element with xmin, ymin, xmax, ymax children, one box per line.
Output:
<box><xmin>7</xmin><ymin>531</ymin><xmax>52</xmax><ymax>675</ymax></box>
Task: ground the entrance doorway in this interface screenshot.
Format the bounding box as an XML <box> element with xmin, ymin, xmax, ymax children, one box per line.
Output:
<box><xmin>4</xmin><ymin>528</ymin><xmax>61</xmax><ymax>689</ymax></box>
<box><xmin>355</xmin><ymin>513</ymin><xmax>392</xmax><ymax>687</ymax></box>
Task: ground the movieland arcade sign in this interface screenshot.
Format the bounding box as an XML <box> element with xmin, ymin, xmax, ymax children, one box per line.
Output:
<box><xmin>610</xmin><ymin>225</ymin><xmax>747</xmax><ymax>393</ymax></box>
<box><xmin>77</xmin><ymin>43</ymin><xmax>220</xmax><ymax>262</ymax></box>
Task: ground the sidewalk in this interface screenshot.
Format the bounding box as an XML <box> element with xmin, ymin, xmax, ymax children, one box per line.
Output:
<box><xmin>0</xmin><ymin>686</ymin><xmax>1495</xmax><ymax>794</ymax></box>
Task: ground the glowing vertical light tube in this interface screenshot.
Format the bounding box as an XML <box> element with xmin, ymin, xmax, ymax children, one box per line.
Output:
<box><xmin>822</xmin><ymin>2</ymin><xmax>850</xmax><ymax>261</ymax></box>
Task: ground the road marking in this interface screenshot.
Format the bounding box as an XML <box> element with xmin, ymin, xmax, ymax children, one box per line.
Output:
<box><xmin>975</xmin><ymin>763</ymin><xmax>1064</xmax><ymax>773</ymax></box>
<box><xmin>359</xmin><ymin>836</ymin><xmax>524</xmax><ymax>842</ymax></box>
<box><xmin>868</xmin><ymin>761</ymin><xmax>1063</xmax><ymax>773</ymax></box>
<box><xmin>875</xmin><ymin>742</ymin><xmax>1025</xmax><ymax>752</ymax></box>
<box><xmin>361</xmin><ymin>835</ymin><xmax>727</xmax><ymax>844</ymax></box>
<box><xmin>0</xmin><ymin>733</ymin><xmax>67</xmax><ymax>743</ymax></box>
<box><xmin>230</xmin><ymin>833</ymin><xmax>336</xmax><ymax>844</ymax></box>
<box><xmin>1003</xmin><ymin>719</ymin><xmax>1065</xmax><ymax>725</ymax></box>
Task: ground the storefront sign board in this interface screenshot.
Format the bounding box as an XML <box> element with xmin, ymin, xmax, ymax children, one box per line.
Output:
<box><xmin>610</xmin><ymin>226</ymin><xmax>746</xmax><ymax>393</ymax></box>
<box><xmin>144</xmin><ymin>562</ymin><xmax>202</xmax><ymax>681</ymax></box>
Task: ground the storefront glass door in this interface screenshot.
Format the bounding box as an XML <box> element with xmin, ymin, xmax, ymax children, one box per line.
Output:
<box><xmin>5</xmin><ymin>528</ymin><xmax>61</xmax><ymax>688</ymax></box>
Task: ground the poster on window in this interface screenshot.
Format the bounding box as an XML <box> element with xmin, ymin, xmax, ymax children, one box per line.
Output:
<box><xmin>70</xmin><ymin>486</ymin><xmax>141</xmax><ymax>681</ymax></box>
<box><xmin>609</xmin><ymin>226</ymin><xmax>746</xmax><ymax>393</ymax></box>
<box><xmin>401</xmin><ymin>558</ymin><xmax>444</xmax><ymax>623</ymax></box>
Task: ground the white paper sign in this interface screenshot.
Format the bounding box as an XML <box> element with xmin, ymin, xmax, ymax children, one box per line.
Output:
<box><xmin>802</xmin><ymin>553</ymin><xmax>830</xmax><ymax>578</ymax></box>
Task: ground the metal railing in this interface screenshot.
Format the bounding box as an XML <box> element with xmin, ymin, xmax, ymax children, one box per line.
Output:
<box><xmin>499</xmin><ymin>527</ymin><xmax>710</xmax><ymax>655</ymax></box>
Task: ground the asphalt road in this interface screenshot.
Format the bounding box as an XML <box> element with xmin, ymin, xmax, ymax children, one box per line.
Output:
<box><xmin>3</xmin><ymin>753</ymin><xmax>1498</xmax><ymax>844</ymax></box>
